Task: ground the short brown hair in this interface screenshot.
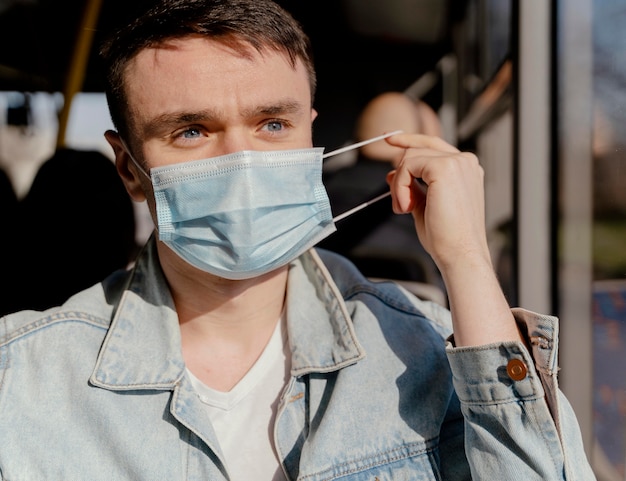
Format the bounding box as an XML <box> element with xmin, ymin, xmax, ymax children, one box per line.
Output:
<box><xmin>100</xmin><ymin>0</ymin><xmax>316</xmax><ymax>140</ymax></box>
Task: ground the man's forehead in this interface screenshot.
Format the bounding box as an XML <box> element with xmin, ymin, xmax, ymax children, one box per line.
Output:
<box><xmin>128</xmin><ymin>35</ymin><xmax>298</xmax><ymax>72</ymax></box>
<box><xmin>123</xmin><ymin>36</ymin><xmax>309</xmax><ymax>98</ymax></box>
<box><xmin>122</xmin><ymin>36</ymin><xmax>312</xmax><ymax>135</ymax></box>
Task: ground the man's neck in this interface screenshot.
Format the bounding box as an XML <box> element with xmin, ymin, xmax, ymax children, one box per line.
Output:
<box><xmin>158</xmin><ymin>245</ymin><xmax>289</xmax><ymax>391</ymax></box>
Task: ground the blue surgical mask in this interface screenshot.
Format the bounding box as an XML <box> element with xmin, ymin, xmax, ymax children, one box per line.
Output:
<box><xmin>126</xmin><ymin>130</ymin><xmax>400</xmax><ymax>279</ymax></box>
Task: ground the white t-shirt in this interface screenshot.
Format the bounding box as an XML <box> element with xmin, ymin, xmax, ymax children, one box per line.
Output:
<box><xmin>186</xmin><ymin>316</ymin><xmax>290</xmax><ymax>481</ymax></box>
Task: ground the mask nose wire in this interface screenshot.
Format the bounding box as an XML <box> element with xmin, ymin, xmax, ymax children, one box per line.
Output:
<box><xmin>325</xmin><ymin>130</ymin><xmax>402</xmax><ymax>223</ymax></box>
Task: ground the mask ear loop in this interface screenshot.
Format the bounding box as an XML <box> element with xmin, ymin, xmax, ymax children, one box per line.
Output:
<box><xmin>322</xmin><ymin>130</ymin><xmax>403</xmax><ymax>159</ymax></box>
<box><xmin>119</xmin><ymin>137</ymin><xmax>152</xmax><ymax>181</ymax></box>
<box><xmin>324</xmin><ymin>130</ymin><xmax>402</xmax><ymax>223</ymax></box>
<box><xmin>332</xmin><ymin>191</ymin><xmax>391</xmax><ymax>222</ymax></box>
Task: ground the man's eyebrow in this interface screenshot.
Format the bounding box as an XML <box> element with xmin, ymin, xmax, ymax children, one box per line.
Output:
<box><xmin>241</xmin><ymin>99</ymin><xmax>304</xmax><ymax>117</ymax></box>
<box><xmin>142</xmin><ymin>109</ymin><xmax>219</xmax><ymax>138</ymax></box>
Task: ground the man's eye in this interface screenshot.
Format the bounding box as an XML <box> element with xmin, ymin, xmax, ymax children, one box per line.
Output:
<box><xmin>264</xmin><ymin>121</ymin><xmax>284</xmax><ymax>132</ymax></box>
<box><xmin>181</xmin><ymin>128</ymin><xmax>202</xmax><ymax>139</ymax></box>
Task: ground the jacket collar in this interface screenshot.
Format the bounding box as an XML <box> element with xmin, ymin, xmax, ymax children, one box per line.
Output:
<box><xmin>90</xmin><ymin>239</ymin><xmax>364</xmax><ymax>391</ymax></box>
<box><xmin>90</xmin><ymin>238</ymin><xmax>185</xmax><ymax>390</ymax></box>
<box><xmin>285</xmin><ymin>249</ymin><xmax>365</xmax><ymax>377</ymax></box>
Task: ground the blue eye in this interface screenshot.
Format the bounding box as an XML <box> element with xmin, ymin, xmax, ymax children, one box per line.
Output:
<box><xmin>265</xmin><ymin>121</ymin><xmax>283</xmax><ymax>132</ymax></box>
<box><xmin>181</xmin><ymin>128</ymin><xmax>202</xmax><ymax>139</ymax></box>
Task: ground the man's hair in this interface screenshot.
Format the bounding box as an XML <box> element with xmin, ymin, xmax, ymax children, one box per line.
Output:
<box><xmin>99</xmin><ymin>0</ymin><xmax>316</xmax><ymax>140</ymax></box>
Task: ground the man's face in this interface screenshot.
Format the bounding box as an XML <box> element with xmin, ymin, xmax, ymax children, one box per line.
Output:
<box><xmin>123</xmin><ymin>36</ymin><xmax>316</xmax><ymax>169</ymax></box>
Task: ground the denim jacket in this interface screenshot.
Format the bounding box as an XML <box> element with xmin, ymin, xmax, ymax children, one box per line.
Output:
<box><xmin>0</xmin><ymin>240</ymin><xmax>595</xmax><ymax>480</ymax></box>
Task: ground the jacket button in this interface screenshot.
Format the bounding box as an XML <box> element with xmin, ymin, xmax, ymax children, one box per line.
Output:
<box><xmin>506</xmin><ymin>359</ymin><xmax>528</xmax><ymax>381</ymax></box>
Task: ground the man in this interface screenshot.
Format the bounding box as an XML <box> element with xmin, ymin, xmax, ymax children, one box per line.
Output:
<box><xmin>0</xmin><ymin>0</ymin><xmax>595</xmax><ymax>480</ymax></box>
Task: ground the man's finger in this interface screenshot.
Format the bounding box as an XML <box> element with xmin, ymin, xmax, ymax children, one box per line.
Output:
<box><xmin>385</xmin><ymin>133</ymin><xmax>460</xmax><ymax>154</ymax></box>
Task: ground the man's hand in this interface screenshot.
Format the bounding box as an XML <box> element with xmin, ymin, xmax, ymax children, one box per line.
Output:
<box><xmin>385</xmin><ymin>133</ymin><xmax>522</xmax><ymax>347</ymax></box>
<box><xmin>385</xmin><ymin>133</ymin><xmax>490</xmax><ymax>271</ymax></box>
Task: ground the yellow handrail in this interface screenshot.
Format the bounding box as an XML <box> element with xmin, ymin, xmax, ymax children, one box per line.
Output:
<box><xmin>56</xmin><ymin>0</ymin><xmax>104</xmax><ymax>148</ymax></box>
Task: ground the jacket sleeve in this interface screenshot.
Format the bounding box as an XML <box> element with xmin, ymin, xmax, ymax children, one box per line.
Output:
<box><xmin>444</xmin><ymin>308</ymin><xmax>596</xmax><ymax>480</ymax></box>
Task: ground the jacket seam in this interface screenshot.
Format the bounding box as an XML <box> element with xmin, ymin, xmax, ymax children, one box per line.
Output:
<box><xmin>0</xmin><ymin>313</ymin><xmax>110</xmax><ymax>347</ymax></box>
<box><xmin>343</xmin><ymin>284</ymin><xmax>429</xmax><ymax>318</ymax></box>
<box><xmin>459</xmin><ymin>394</ymin><xmax>546</xmax><ymax>407</ymax></box>
<box><xmin>298</xmin><ymin>440</ymin><xmax>438</xmax><ymax>480</ymax></box>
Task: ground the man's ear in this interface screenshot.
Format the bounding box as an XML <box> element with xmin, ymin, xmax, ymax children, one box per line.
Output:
<box><xmin>104</xmin><ymin>130</ymin><xmax>147</xmax><ymax>202</ymax></box>
<box><xmin>311</xmin><ymin>108</ymin><xmax>318</xmax><ymax>123</ymax></box>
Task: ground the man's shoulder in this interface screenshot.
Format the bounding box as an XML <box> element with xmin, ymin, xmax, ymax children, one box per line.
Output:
<box><xmin>0</xmin><ymin>269</ymin><xmax>130</xmax><ymax>349</ymax></box>
<box><xmin>314</xmin><ymin>248</ymin><xmax>453</xmax><ymax>339</ymax></box>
